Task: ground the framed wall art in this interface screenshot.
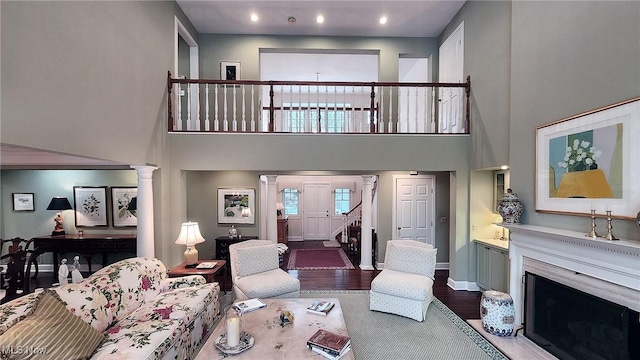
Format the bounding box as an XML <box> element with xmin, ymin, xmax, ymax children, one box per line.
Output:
<box><xmin>111</xmin><ymin>187</ymin><xmax>137</xmax><ymax>227</ymax></box>
<box><xmin>74</xmin><ymin>186</ymin><xmax>108</xmax><ymax>227</ymax></box>
<box><xmin>12</xmin><ymin>193</ymin><xmax>34</xmax><ymax>212</ymax></box>
<box><xmin>535</xmin><ymin>97</ymin><xmax>639</xmax><ymax>219</ymax></box>
<box><xmin>218</xmin><ymin>188</ymin><xmax>255</xmax><ymax>224</ymax></box>
<box><xmin>220</xmin><ymin>61</ymin><xmax>241</xmax><ymax>81</ymax></box>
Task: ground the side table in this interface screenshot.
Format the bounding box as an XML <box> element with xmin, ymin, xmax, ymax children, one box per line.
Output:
<box><xmin>167</xmin><ymin>260</ymin><xmax>227</xmax><ymax>292</ymax></box>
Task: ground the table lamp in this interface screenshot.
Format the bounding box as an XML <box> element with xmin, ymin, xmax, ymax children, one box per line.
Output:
<box><xmin>46</xmin><ymin>197</ymin><xmax>72</xmax><ymax>236</ymax></box>
<box><xmin>276</xmin><ymin>202</ymin><xmax>285</xmax><ymax>218</ymax></box>
<box><xmin>175</xmin><ymin>222</ymin><xmax>206</xmax><ymax>268</ymax></box>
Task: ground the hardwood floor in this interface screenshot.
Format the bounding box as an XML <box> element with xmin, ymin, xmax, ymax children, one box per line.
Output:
<box><xmin>283</xmin><ymin>240</ymin><xmax>482</xmax><ymax>320</ymax></box>
<box><xmin>25</xmin><ymin>240</ymin><xmax>482</xmax><ymax>321</ymax></box>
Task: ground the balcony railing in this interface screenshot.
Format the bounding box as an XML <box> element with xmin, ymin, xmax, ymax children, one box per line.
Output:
<box><xmin>167</xmin><ymin>72</ymin><xmax>470</xmax><ymax>134</ymax></box>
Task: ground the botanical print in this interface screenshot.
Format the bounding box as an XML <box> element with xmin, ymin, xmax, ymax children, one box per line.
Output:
<box><xmin>218</xmin><ymin>189</ymin><xmax>255</xmax><ymax>224</ymax></box>
<box><xmin>112</xmin><ymin>187</ymin><xmax>137</xmax><ymax>227</ymax></box>
<box><xmin>548</xmin><ymin>123</ymin><xmax>622</xmax><ymax>199</ymax></box>
<box><xmin>74</xmin><ymin>186</ymin><xmax>108</xmax><ymax>227</ymax></box>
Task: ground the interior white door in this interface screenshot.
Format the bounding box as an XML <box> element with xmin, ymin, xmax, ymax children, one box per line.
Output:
<box><xmin>303</xmin><ymin>183</ymin><xmax>331</xmax><ymax>240</ymax></box>
<box><xmin>394</xmin><ymin>176</ymin><xmax>435</xmax><ymax>246</ymax></box>
<box><xmin>438</xmin><ymin>22</ymin><xmax>464</xmax><ymax>133</ymax></box>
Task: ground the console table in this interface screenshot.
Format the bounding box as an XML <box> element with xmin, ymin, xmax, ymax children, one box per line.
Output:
<box><xmin>215</xmin><ymin>236</ymin><xmax>258</xmax><ymax>273</ymax></box>
<box><xmin>32</xmin><ymin>234</ymin><xmax>137</xmax><ymax>280</ymax></box>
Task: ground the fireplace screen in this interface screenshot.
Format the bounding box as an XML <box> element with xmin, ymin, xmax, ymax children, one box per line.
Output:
<box><xmin>524</xmin><ymin>272</ymin><xmax>639</xmax><ymax>360</ymax></box>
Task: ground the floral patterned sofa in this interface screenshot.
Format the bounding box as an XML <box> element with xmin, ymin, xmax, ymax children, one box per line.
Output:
<box><xmin>0</xmin><ymin>257</ymin><xmax>220</xmax><ymax>359</ymax></box>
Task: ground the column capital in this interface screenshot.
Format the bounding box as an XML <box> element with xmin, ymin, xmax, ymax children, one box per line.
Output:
<box><xmin>263</xmin><ymin>175</ymin><xmax>278</xmax><ymax>185</ymax></box>
<box><xmin>131</xmin><ymin>165</ymin><xmax>158</xmax><ymax>180</ymax></box>
<box><xmin>361</xmin><ymin>175</ymin><xmax>376</xmax><ymax>185</ymax></box>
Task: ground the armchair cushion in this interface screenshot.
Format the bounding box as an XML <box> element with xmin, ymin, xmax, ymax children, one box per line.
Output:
<box><xmin>234</xmin><ymin>269</ymin><xmax>300</xmax><ymax>299</ymax></box>
<box><xmin>385</xmin><ymin>240</ymin><xmax>437</xmax><ymax>279</ymax></box>
<box><xmin>234</xmin><ymin>243</ymin><xmax>279</xmax><ymax>277</ymax></box>
<box><xmin>370</xmin><ymin>269</ymin><xmax>434</xmax><ymax>300</ymax></box>
<box><xmin>0</xmin><ymin>290</ymin><xmax>104</xmax><ymax>360</ymax></box>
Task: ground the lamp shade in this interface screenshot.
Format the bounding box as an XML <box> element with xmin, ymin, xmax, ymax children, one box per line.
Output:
<box><xmin>276</xmin><ymin>202</ymin><xmax>285</xmax><ymax>211</ymax></box>
<box><xmin>241</xmin><ymin>207</ymin><xmax>252</xmax><ymax>217</ymax></box>
<box><xmin>174</xmin><ymin>222</ymin><xmax>205</xmax><ymax>246</ymax></box>
<box><xmin>46</xmin><ymin>197</ymin><xmax>72</xmax><ymax>211</ymax></box>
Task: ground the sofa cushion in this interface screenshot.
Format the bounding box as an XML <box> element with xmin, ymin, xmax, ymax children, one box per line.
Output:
<box><xmin>91</xmin><ymin>283</ymin><xmax>217</xmax><ymax>359</ymax></box>
<box><xmin>234</xmin><ymin>243</ymin><xmax>279</xmax><ymax>277</ymax></box>
<box><xmin>53</xmin><ymin>281</ymin><xmax>114</xmax><ymax>332</ymax></box>
<box><xmin>89</xmin><ymin>257</ymin><xmax>167</xmax><ymax>320</ymax></box>
<box><xmin>371</xmin><ymin>269</ymin><xmax>434</xmax><ymax>300</ymax></box>
<box><xmin>235</xmin><ymin>268</ymin><xmax>300</xmax><ymax>298</ymax></box>
<box><xmin>0</xmin><ymin>291</ymin><xmax>41</xmax><ymax>336</ymax></box>
<box><xmin>0</xmin><ymin>290</ymin><xmax>104</xmax><ymax>360</ymax></box>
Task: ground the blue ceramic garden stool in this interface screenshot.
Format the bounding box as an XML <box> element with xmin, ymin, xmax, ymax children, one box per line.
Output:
<box><xmin>480</xmin><ymin>290</ymin><xmax>515</xmax><ymax>337</ymax></box>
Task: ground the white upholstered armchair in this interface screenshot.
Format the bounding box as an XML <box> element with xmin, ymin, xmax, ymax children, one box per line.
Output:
<box><xmin>369</xmin><ymin>240</ymin><xmax>437</xmax><ymax>321</ymax></box>
<box><xmin>229</xmin><ymin>240</ymin><xmax>300</xmax><ymax>300</ymax></box>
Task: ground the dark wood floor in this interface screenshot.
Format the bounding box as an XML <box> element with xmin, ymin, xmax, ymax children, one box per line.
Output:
<box><xmin>283</xmin><ymin>240</ymin><xmax>482</xmax><ymax>320</ymax></box>
<box><xmin>26</xmin><ymin>240</ymin><xmax>481</xmax><ymax>320</ymax></box>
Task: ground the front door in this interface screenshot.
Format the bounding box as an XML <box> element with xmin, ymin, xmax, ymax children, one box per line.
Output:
<box><xmin>303</xmin><ymin>183</ymin><xmax>331</xmax><ymax>240</ymax></box>
<box><xmin>394</xmin><ymin>176</ymin><xmax>435</xmax><ymax>246</ymax></box>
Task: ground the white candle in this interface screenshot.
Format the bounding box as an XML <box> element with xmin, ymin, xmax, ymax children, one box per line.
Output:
<box><xmin>226</xmin><ymin>317</ymin><xmax>240</xmax><ymax>348</ymax></box>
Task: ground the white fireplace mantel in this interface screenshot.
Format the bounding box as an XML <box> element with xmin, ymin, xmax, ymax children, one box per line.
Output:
<box><xmin>505</xmin><ymin>224</ymin><xmax>640</xmax><ymax>326</ymax></box>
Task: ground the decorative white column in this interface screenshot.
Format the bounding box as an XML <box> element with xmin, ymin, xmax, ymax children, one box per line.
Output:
<box><xmin>131</xmin><ymin>165</ymin><xmax>157</xmax><ymax>258</ymax></box>
<box><xmin>359</xmin><ymin>175</ymin><xmax>375</xmax><ymax>270</ymax></box>
<box><xmin>265</xmin><ymin>175</ymin><xmax>278</xmax><ymax>243</ymax></box>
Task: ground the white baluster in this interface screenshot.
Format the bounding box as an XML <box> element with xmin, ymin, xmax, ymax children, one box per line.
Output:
<box><xmin>232</xmin><ymin>86</ymin><xmax>237</xmax><ymax>132</ymax></box>
<box><xmin>242</xmin><ymin>85</ymin><xmax>246</xmax><ymax>132</ymax></box>
<box><xmin>205</xmin><ymin>84</ymin><xmax>210</xmax><ymax>131</ymax></box>
<box><xmin>414</xmin><ymin>87</ymin><xmax>419</xmax><ymax>133</ymax></box>
<box><xmin>214</xmin><ymin>84</ymin><xmax>219</xmax><ymax>131</ymax></box>
<box><xmin>186</xmin><ymin>83</ymin><xmax>191</xmax><ymax>130</ymax></box>
<box><xmin>223</xmin><ymin>85</ymin><xmax>228</xmax><ymax>132</ymax></box>
<box><xmin>251</xmin><ymin>85</ymin><xmax>255</xmax><ymax>132</ymax></box>
<box><xmin>175</xmin><ymin>83</ymin><xmax>182</xmax><ymax>131</ymax></box>
<box><xmin>388</xmin><ymin>86</ymin><xmax>393</xmax><ymax>133</ymax></box>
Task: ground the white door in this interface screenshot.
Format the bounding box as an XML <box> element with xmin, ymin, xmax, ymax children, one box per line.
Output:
<box><xmin>398</xmin><ymin>57</ymin><xmax>431</xmax><ymax>133</ymax></box>
<box><xmin>303</xmin><ymin>183</ymin><xmax>331</xmax><ymax>240</ymax></box>
<box><xmin>394</xmin><ymin>176</ymin><xmax>435</xmax><ymax>246</ymax></box>
<box><xmin>438</xmin><ymin>22</ymin><xmax>464</xmax><ymax>133</ymax></box>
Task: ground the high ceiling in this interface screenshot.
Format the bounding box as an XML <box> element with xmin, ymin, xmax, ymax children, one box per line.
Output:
<box><xmin>177</xmin><ymin>0</ymin><xmax>466</xmax><ymax>37</ymax></box>
<box><xmin>2</xmin><ymin>1</ymin><xmax>466</xmax><ymax>169</ymax></box>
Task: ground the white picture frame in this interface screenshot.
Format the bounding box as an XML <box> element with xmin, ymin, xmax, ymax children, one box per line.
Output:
<box><xmin>218</xmin><ymin>188</ymin><xmax>255</xmax><ymax>224</ymax></box>
<box><xmin>220</xmin><ymin>61</ymin><xmax>241</xmax><ymax>81</ymax></box>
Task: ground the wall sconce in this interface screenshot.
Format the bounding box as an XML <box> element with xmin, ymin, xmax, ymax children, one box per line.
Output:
<box><xmin>46</xmin><ymin>197</ymin><xmax>72</xmax><ymax>236</ymax></box>
<box><xmin>175</xmin><ymin>222</ymin><xmax>206</xmax><ymax>268</ymax></box>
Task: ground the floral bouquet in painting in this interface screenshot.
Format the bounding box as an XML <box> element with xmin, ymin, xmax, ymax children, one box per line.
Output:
<box><xmin>557</xmin><ymin>139</ymin><xmax>602</xmax><ymax>172</ymax></box>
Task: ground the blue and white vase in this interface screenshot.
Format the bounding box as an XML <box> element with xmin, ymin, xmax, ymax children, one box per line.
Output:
<box><xmin>497</xmin><ymin>189</ymin><xmax>523</xmax><ymax>224</ymax></box>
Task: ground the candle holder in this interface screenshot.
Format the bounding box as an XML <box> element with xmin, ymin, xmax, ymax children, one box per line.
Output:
<box><xmin>585</xmin><ymin>209</ymin><xmax>600</xmax><ymax>239</ymax></box>
<box><xmin>603</xmin><ymin>210</ymin><xmax>619</xmax><ymax>241</ymax></box>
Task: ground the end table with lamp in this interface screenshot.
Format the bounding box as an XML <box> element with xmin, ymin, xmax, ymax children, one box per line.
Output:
<box><xmin>167</xmin><ymin>260</ymin><xmax>228</xmax><ymax>291</ymax></box>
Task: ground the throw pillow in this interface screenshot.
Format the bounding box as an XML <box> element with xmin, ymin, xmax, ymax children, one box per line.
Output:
<box><xmin>0</xmin><ymin>290</ymin><xmax>104</xmax><ymax>360</ymax></box>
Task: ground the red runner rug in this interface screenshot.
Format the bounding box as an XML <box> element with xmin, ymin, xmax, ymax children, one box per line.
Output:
<box><xmin>286</xmin><ymin>248</ymin><xmax>355</xmax><ymax>270</ymax></box>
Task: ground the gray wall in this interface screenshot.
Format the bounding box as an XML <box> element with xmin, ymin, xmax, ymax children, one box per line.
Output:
<box><xmin>509</xmin><ymin>1</ymin><xmax>640</xmax><ymax>239</ymax></box>
<box><xmin>441</xmin><ymin>1</ymin><xmax>512</xmax><ymax>170</ymax></box>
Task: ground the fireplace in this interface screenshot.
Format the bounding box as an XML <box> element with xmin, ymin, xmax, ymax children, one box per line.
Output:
<box><xmin>506</xmin><ymin>224</ymin><xmax>640</xmax><ymax>359</ymax></box>
<box><xmin>524</xmin><ymin>272</ymin><xmax>639</xmax><ymax>359</ymax></box>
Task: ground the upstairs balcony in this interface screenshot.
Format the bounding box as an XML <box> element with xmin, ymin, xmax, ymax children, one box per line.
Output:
<box><xmin>167</xmin><ymin>72</ymin><xmax>471</xmax><ymax>135</ymax></box>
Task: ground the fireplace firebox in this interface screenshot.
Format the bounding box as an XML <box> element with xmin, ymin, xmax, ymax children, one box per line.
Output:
<box><xmin>524</xmin><ymin>272</ymin><xmax>639</xmax><ymax>360</ymax></box>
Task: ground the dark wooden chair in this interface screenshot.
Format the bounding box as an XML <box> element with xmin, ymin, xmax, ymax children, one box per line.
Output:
<box><xmin>1</xmin><ymin>238</ymin><xmax>37</xmax><ymax>304</ymax></box>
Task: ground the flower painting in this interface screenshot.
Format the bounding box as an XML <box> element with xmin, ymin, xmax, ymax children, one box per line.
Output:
<box><xmin>74</xmin><ymin>186</ymin><xmax>108</xmax><ymax>227</ymax></box>
<box><xmin>218</xmin><ymin>189</ymin><xmax>255</xmax><ymax>224</ymax></box>
<box><xmin>111</xmin><ymin>187</ymin><xmax>137</xmax><ymax>227</ymax></box>
<box><xmin>536</xmin><ymin>97</ymin><xmax>639</xmax><ymax>218</ymax></box>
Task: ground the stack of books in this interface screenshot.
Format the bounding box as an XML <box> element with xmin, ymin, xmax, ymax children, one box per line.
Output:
<box><xmin>306</xmin><ymin>300</ymin><xmax>335</xmax><ymax>316</ymax></box>
<box><xmin>306</xmin><ymin>329</ymin><xmax>351</xmax><ymax>360</ymax></box>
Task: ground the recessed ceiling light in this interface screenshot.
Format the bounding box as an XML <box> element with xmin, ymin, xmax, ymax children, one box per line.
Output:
<box><xmin>250</xmin><ymin>13</ymin><xmax>258</xmax><ymax>22</ymax></box>
<box><xmin>316</xmin><ymin>15</ymin><xmax>324</xmax><ymax>24</ymax></box>
<box><xmin>288</xmin><ymin>16</ymin><xmax>296</xmax><ymax>24</ymax></box>
<box><xmin>379</xmin><ymin>16</ymin><xmax>388</xmax><ymax>25</ymax></box>
<box><xmin>500</xmin><ymin>165</ymin><xmax>509</xmax><ymax>170</ymax></box>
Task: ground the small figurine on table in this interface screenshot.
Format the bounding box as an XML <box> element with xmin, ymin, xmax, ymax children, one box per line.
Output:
<box><xmin>71</xmin><ymin>256</ymin><xmax>84</xmax><ymax>284</ymax></box>
<box><xmin>58</xmin><ymin>258</ymin><xmax>69</xmax><ymax>286</ymax></box>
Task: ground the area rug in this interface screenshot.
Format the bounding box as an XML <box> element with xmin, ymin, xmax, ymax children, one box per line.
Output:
<box><xmin>286</xmin><ymin>248</ymin><xmax>355</xmax><ymax>270</ymax></box>
<box><xmin>300</xmin><ymin>290</ymin><xmax>508</xmax><ymax>360</ymax></box>
<box><xmin>322</xmin><ymin>240</ymin><xmax>342</xmax><ymax>248</ymax></box>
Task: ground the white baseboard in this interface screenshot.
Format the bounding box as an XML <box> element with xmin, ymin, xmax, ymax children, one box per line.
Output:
<box><xmin>447</xmin><ymin>277</ymin><xmax>481</xmax><ymax>291</ymax></box>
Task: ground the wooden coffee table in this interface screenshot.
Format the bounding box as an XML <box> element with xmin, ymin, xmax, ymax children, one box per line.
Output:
<box><xmin>195</xmin><ymin>298</ymin><xmax>354</xmax><ymax>359</ymax></box>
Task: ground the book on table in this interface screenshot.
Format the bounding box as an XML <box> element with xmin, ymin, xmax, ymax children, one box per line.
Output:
<box><xmin>306</xmin><ymin>329</ymin><xmax>351</xmax><ymax>357</ymax></box>
<box><xmin>232</xmin><ymin>298</ymin><xmax>266</xmax><ymax>313</ymax></box>
<box><xmin>310</xmin><ymin>343</ymin><xmax>352</xmax><ymax>360</ymax></box>
<box><xmin>195</xmin><ymin>261</ymin><xmax>217</xmax><ymax>269</ymax></box>
<box><xmin>307</xmin><ymin>300</ymin><xmax>335</xmax><ymax>316</ymax></box>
